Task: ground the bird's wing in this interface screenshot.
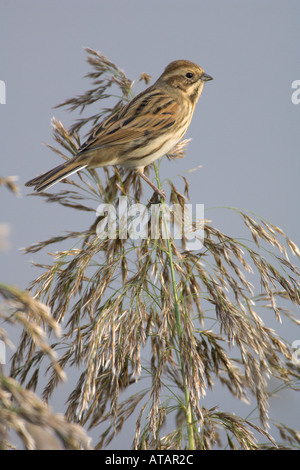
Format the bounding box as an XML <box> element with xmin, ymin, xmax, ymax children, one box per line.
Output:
<box><xmin>78</xmin><ymin>87</ymin><xmax>179</xmax><ymax>154</ymax></box>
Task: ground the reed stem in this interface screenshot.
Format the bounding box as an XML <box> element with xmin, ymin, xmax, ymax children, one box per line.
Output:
<box><xmin>154</xmin><ymin>164</ymin><xmax>195</xmax><ymax>450</ymax></box>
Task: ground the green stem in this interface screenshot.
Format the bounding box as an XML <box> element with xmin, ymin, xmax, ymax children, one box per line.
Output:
<box><xmin>153</xmin><ymin>164</ymin><xmax>195</xmax><ymax>450</ymax></box>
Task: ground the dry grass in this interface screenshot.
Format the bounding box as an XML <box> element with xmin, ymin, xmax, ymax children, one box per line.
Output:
<box><xmin>0</xmin><ymin>284</ymin><xmax>91</xmax><ymax>449</ymax></box>
<box><xmin>2</xmin><ymin>49</ymin><xmax>300</xmax><ymax>450</ymax></box>
<box><xmin>0</xmin><ymin>176</ymin><xmax>20</xmax><ymax>196</ymax></box>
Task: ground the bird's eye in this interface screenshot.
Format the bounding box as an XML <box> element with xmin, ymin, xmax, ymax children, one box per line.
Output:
<box><xmin>185</xmin><ymin>72</ymin><xmax>193</xmax><ymax>79</ymax></box>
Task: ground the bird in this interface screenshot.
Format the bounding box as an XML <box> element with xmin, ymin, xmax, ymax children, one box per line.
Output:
<box><xmin>25</xmin><ymin>60</ymin><xmax>213</xmax><ymax>199</ymax></box>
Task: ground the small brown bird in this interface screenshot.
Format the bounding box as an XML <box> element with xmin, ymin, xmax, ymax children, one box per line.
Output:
<box><xmin>26</xmin><ymin>60</ymin><xmax>213</xmax><ymax>198</ymax></box>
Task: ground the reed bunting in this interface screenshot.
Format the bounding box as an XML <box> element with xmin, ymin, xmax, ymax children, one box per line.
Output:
<box><xmin>26</xmin><ymin>60</ymin><xmax>213</xmax><ymax>198</ymax></box>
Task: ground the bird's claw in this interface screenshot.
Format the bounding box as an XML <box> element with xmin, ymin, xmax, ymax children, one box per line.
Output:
<box><xmin>149</xmin><ymin>189</ymin><xmax>166</xmax><ymax>204</ymax></box>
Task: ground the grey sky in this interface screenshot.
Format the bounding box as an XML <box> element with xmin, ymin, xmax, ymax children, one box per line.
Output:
<box><xmin>1</xmin><ymin>0</ymin><xmax>299</xmax><ymax>448</ymax></box>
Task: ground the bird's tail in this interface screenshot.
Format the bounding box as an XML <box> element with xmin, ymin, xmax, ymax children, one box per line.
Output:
<box><xmin>25</xmin><ymin>161</ymin><xmax>87</xmax><ymax>192</ymax></box>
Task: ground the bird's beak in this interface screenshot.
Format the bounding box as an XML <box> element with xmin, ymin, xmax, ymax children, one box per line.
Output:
<box><xmin>201</xmin><ymin>73</ymin><xmax>213</xmax><ymax>82</ymax></box>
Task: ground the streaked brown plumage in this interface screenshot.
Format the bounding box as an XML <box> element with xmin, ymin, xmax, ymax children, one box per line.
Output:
<box><xmin>25</xmin><ymin>60</ymin><xmax>213</xmax><ymax>198</ymax></box>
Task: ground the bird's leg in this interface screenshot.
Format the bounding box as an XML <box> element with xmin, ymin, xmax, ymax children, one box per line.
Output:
<box><xmin>136</xmin><ymin>168</ymin><xmax>166</xmax><ymax>199</ymax></box>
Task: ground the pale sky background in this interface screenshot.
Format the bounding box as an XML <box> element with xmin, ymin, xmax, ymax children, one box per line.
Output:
<box><xmin>1</xmin><ymin>0</ymin><xmax>299</xmax><ymax>449</ymax></box>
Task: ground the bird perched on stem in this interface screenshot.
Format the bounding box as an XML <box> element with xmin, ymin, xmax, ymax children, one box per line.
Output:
<box><xmin>26</xmin><ymin>60</ymin><xmax>213</xmax><ymax>199</ymax></box>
